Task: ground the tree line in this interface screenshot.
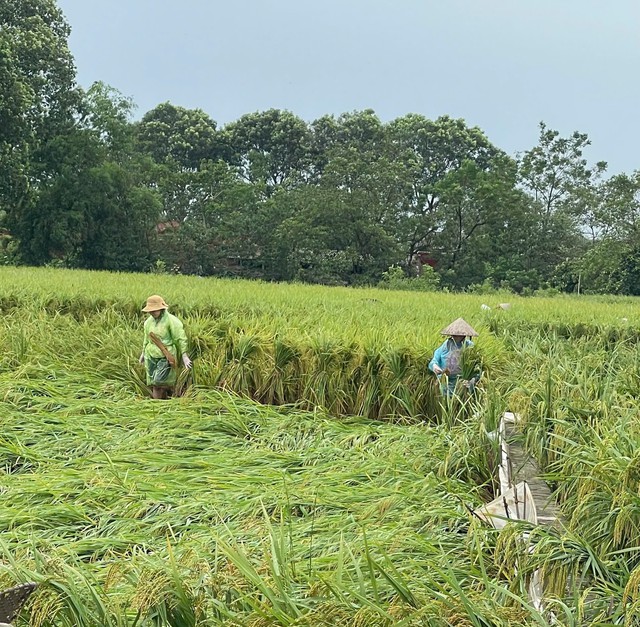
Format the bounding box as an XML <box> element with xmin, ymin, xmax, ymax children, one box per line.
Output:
<box><xmin>2</xmin><ymin>0</ymin><xmax>640</xmax><ymax>294</ymax></box>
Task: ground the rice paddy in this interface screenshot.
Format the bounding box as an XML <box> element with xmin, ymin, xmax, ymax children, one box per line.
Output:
<box><xmin>1</xmin><ymin>266</ymin><xmax>640</xmax><ymax>625</ymax></box>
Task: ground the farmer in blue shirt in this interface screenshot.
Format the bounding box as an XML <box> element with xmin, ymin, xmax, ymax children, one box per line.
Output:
<box><xmin>429</xmin><ymin>317</ymin><xmax>478</xmax><ymax>396</ymax></box>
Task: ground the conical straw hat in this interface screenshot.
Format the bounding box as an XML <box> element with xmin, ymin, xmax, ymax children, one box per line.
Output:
<box><xmin>439</xmin><ymin>317</ymin><xmax>478</xmax><ymax>337</ymax></box>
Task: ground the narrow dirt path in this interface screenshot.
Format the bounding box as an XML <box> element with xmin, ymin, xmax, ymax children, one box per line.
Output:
<box><xmin>504</xmin><ymin>421</ymin><xmax>561</xmax><ymax>526</ymax></box>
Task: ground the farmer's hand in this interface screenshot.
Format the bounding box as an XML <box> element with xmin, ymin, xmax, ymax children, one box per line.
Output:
<box><xmin>432</xmin><ymin>364</ymin><xmax>444</xmax><ymax>375</ymax></box>
<box><xmin>182</xmin><ymin>353</ymin><xmax>192</xmax><ymax>369</ymax></box>
<box><xmin>138</xmin><ymin>353</ymin><xmax>145</xmax><ymax>365</ymax></box>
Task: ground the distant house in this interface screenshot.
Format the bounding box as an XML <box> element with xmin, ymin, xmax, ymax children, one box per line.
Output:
<box><xmin>410</xmin><ymin>251</ymin><xmax>437</xmax><ymax>276</ymax></box>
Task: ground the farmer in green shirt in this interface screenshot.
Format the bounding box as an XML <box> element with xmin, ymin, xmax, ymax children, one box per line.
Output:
<box><xmin>139</xmin><ymin>295</ymin><xmax>192</xmax><ymax>399</ymax></box>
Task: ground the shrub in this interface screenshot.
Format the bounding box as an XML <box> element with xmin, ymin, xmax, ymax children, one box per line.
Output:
<box><xmin>377</xmin><ymin>264</ymin><xmax>440</xmax><ymax>292</ymax></box>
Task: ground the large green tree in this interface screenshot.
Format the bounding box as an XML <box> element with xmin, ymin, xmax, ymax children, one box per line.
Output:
<box><xmin>566</xmin><ymin>172</ymin><xmax>640</xmax><ymax>294</ymax></box>
<box><xmin>16</xmin><ymin>82</ymin><xmax>161</xmax><ymax>269</ymax></box>
<box><xmin>518</xmin><ymin>122</ymin><xmax>607</xmax><ymax>224</ymax></box>
<box><xmin>433</xmin><ymin>156</ymin><xmax>515</xmax><ymax>288</ymax></box>
<box><xmin>224</xmin><ymin>109</ymin><xmax>311</xmax><ymax>194</ymax></box>
<box><xmin>386</xmin><ymin>114</ymin><xmax>502</xmax><ymax>268</ymax></box>
<box><xmin>150</xmin><ymin>160</ymin><xmax>261</xmax><ymax>276</ymax></box>
<box><xmin>262</xmin><ymin>185</ymin><xmax>399</xmax><ymax>284</ymax></box>
<box><xmin>136</xmin><ymin>102</ymin><xmax>223</xmax><ymax>170</ymax></box>
<box><xmin>0</xmin><ymin>0</ymin><xmax>81</xmax><ymax>226</ymax></box>
<box><xmin>517</xmin><ymin>122</ymin><xmax>606</xmax><ymax>282</ymax></box>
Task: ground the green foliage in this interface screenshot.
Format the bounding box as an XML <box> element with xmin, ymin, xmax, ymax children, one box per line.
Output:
<box><xmin>515</xmin><ymin>122</ymin><xmax>607</xmax><ymax>281</ymax></box>
<box><xmin>467</xmin><ymin>278</ymin><xmax>509</xmax><ymax>295</ymax></box>
<box><xmin>257</xmin><ymin>185</ymin><xmax>400</xmax><ymax>284</ymax></box>
<box><xmin>518</xmin><ymin>121</ymin><xmax>607</xmax><ymax>219</ymax></box>
<box><xmin>577</xmin><ymin>239</ymin><xmax>640</xmax><ymax>297</ymax></box>
<box><xmin>136</xmin><ymin>101</ymin><xmax>221</xmax><ymax>169</ymax></box>
<box><xmin>377</xmin><ymin>264</ymin><xmax>440</xmax><ymax>292</ymax></box>
<box><xmin>499</xmin><ymin>269</ymin><xmax>545</xmax><ymax>294</ymax></box>
<box><xmin>81</xmin><ymin>81</ymin><xmax>136</xmax><ymax>154</ymax></box>
<box><xmin>2</xmin><ymin>267</ymin><xmax>638</xmax><ymax>622</ymax></box>
<box><xmin>14</xmin><ymin>128</ymin><xmax>161</xmax><ymax>269</ymax></box>
<box><xmin>2</xmin><ymin>3</ymin><xmax>638</xmax><ymax>294</ymax></box>
<box><xmin>0</xmin><ymin>0</ymin><xmax>81</xmax><ymax>226</ymax></box>
<box><xmin>224</xmin><ymin>108</ymin><xmax>312</xmax><ymax>193</ymax></box>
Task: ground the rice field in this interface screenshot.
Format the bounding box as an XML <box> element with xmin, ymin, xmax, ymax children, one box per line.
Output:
<box><xmin>1</xmin><ymin>267</ymin><xmax>640</xmax><ymax>625</ymax></box>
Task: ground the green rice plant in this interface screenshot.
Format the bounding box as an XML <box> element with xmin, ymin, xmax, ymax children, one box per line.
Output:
<box><xmin>300</xmin><ymin>338</ymin><xmax>346</xmax><ymax>414</ymax></box>
<box><xmin>212</xmin><ymin>509</ymin><xmax>312</xmax><ymax>625</ymax></box>
<box><xmin>435</xmin><ymin>402</ymin><xmax>499</xmax><ymax>497</ymax></box>
<box><xmin>353</xmin><ymin>347</ymin><xmax>384</xmax><ymax>419</ymax></box>
<box><xmin>6</xmin><ymin>265</ymin><xmax>640</xmax><ymax>621</ymax></box>
<box><xmin>258</xmin><ymin>337</ymin><xmax>302</xmax><ymax>406</ymax></box>
<box><xmin>2</xmin><ymin>366</ymin><xmax>520</xmax><ymax>624</ymax></box>
<box><xmin>222</xmin><ymin>331</ymin><xmax>265</xmax><ymax>399</ymax></box>
<box><xmin>377</xmin><ymin>348</ymin><xmax>424</xmax><ymax>421</ymax></box>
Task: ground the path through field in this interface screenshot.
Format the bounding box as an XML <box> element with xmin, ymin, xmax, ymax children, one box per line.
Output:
<box><xmin>505</xmin><ymin>422</ymin><xmax>560</xmax><ymax>527</ymax></box>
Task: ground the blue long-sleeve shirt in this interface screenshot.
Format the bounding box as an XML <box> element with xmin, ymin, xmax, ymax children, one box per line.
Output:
<box><xmin>428</xmin><ymin>337</ymin><xmax>473</xmax><ymax>395</ymax></box>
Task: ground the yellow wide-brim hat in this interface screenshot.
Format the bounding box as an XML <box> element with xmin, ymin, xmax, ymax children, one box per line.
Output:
<box><xmin>142</xmin><ymin>295</ymin><xmax>168</xmax><ymax>312</ymax></box>
<box><xmin>439</xmin><ymin>317</ymin><xmax>478</xmax><ymax>337</ymax></box>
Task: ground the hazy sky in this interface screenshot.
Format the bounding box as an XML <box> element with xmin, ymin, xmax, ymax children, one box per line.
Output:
<box><xmin>56</xmin><ymin>0</ymin><xmax>639</xmax><ymax>174</ymax></box>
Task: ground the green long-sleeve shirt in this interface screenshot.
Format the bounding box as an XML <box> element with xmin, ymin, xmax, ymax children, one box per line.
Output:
<box><xmin>142</xmin><ymin>311</ymin><xmax>188</xmax><ymax>360</ymax></box>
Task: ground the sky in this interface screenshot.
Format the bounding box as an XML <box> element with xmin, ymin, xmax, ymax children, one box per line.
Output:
<box><xmin>56</xmin><ymin>0</ymin><xmax>640</xmax><ymax>175</ymax></box>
